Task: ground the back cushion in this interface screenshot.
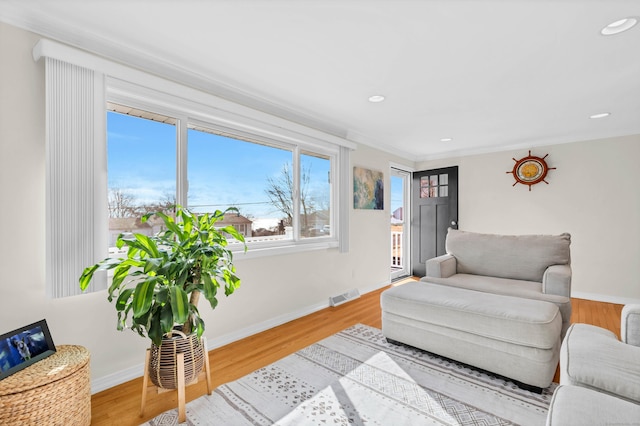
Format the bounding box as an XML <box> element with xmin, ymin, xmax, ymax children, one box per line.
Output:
<box><xmin>446</xmin><ymin>229</ymin><xmax>571</xmax><ymax>282</ymax></box>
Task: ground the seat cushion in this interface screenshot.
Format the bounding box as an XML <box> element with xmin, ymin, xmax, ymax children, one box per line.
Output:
<box><xmin>547</xmin><ymin>385</ymin><xmax>640</xmax><ymax>426</ymax></box>
<box><xmin>420</xmin><ymin>274</ymin><xmax>572</xmax><ymax>321</ymax></box>
<box><xmin>381</xmin><ymin>282</ymin><xmax>561</xmax><ymax>349</ymax></box>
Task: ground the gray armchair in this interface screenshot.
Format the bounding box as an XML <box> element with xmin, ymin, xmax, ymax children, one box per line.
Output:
<box><xmin>546</xmin><ymin>305</ymin><xmax>640</xmax><ymax>425</ymax></box>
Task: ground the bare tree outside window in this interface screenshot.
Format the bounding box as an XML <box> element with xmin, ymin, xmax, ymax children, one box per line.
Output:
<box><xmin>108</xmin><ymin>189</ymin><xmax>175</xmax><ymax>218</ymax></box>
<box><xmin>108</xmin><ymin>188</ymin><xmax>138</xmax><ymax>218</ymax></box>
<box><xmin>265</xmin><ymin>163</ymin><xmax>314</xmax><ymax>228</ymax></box>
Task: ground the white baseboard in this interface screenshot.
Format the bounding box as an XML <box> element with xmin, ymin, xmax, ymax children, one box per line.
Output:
<box><xmin>90</xmin><ymin>280</ymin><xmax>390</xmax><ymax>394</ymax></box>
<box><xmin>91</xmin><ymin>363</ymin><xmax>144</xmax><ymax>394</ymax></box>
<box><xmin>572</xmin><ymin>291</ymin><xmax>640</xmax><ymax>306</ymax></box>
<box><xmin>360</xmin><ymin>279</ymin><xmax>391</xmax><ymax>295</ymax></box>
<box><xmin>204</xmin><ymin>300</ymin><xmax>330</xmax><ymax>350</ymax></box>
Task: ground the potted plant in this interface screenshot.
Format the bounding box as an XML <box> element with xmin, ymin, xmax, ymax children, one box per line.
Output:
<box><xmin>79</xmin><ymin>205</ymin><xmax>246</xmax><ymax>388</ymax></box>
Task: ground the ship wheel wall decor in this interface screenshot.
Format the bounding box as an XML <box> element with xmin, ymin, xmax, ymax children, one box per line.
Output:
<box><xmin>507</xmin><ymin>150</ymin><xmax>556</xmax><ymax>191</ymax></box>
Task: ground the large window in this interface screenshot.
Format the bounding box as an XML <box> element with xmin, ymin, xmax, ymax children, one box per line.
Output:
<box><xmin>107</xmin><ymin>103</ymin><xmax>337</xmax><ymax>253</ymax></box>
<box><xmin>37</xmin><ymin>40</ymin><xmax>350</xmax><ymax>297</ymax></box>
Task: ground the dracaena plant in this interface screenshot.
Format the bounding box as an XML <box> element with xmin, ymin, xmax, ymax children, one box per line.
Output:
<box><xmin>79</xmin><ymin>206</ymin><xmax>246</xmax><ymax>346</ymax></box>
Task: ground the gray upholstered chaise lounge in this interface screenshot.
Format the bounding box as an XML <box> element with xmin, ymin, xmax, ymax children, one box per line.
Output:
<box><xmin>381</xmin><ymin>229</ymin><xmax>572</xmax><ymax>390</ymax></box>
<box><xmin>422</xmin><ymin>229</ymin><xmax>572</xmax><ymax>336</ymax></box>
<box><xmin>546</xmin><ymin>305</ymin><xmax>640</xmax><ymax>425</ymax></box>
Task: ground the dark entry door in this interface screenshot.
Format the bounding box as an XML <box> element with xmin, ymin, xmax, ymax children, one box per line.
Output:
<box><xmin>411</xmin><ymin>166</ymin><xmax>458</xmax><ymax>277</ymax></box>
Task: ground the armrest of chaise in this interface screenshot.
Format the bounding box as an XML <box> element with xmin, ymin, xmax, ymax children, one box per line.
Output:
<box><xmin>542</xmin><ymin>264</ymin><xmax>572</xmax><ymax>298</ymax></box>
<box><xmin>622</xmin><ymin>304</ymin><xmax>640</xmax><ymax>346</ymax></box>
<box><xmin>561</xmin><ymin>323</ymin><xmax>640</xmax><ymax>404</ymax></box>
<box><xmin>425</xmin><ymin>254</ymin><xmax>456</xmax><ymax>278</ymax></box>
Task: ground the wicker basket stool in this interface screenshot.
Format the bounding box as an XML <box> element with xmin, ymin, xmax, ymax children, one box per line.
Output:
<box><xmin>0</xmin><ymin>345</ymin><xmax>91</xmax><ymax>426</ymax></box>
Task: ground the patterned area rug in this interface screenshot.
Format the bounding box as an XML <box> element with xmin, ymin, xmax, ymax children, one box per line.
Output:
<box><xmin>142</xmin><ymin>324</ymin><xmax>556</xmax><ymax>425</ymax></box>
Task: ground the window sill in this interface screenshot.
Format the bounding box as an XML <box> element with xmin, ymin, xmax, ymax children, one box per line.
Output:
<box><xmin>233</xmin><ymin>238</ymin><xmax>339</xmax><ymax>260</ymax></box>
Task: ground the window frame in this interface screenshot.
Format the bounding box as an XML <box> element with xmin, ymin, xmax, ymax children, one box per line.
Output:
<box><xmin>106</xmin><ymin>79</ymin><xmax>342</xmax><ymax>258</ymax></box>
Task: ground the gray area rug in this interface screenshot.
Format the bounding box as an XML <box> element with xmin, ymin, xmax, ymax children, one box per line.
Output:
<box><xmin>142</xmin><ymin>324</ymin><xmax>556</xmax><ymax>425</ymax></box>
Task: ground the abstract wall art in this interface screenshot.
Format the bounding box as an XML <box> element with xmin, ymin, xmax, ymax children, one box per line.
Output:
<box><xmin>353</xmin><ymin>166</ymin><xmax>384</xmax><ymax>210</ymax></box>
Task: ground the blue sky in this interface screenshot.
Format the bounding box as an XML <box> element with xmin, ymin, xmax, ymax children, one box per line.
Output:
<box><xmin>107</xmin><ymin>112</ymin><xmax>330</xmax><ymax>224</ymax></box>
<box><xmin>390</xmin><ymin>176</ymin><xmax>403</xmax><ymax>216</ymax></box>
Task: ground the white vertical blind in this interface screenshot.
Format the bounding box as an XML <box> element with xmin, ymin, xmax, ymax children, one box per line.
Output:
<box><xmin>45</xmin><ymin>58</ymin><xmax>107</xmax><ymax>298</ymax></box>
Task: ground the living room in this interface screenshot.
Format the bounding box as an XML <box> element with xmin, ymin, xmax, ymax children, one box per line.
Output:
<box><xmin>0</xmin><ymin>1</ymin><xmax>639</xmax><ymax>425</ymax></box>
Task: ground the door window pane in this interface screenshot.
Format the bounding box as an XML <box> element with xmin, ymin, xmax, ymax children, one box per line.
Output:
<box><xmin>420</xmin><ymin>176</ymin><xmax>430</xmax><ymax>198</ymax></box>
<box><xmin>420</xmin><ymin>173</ymin><xmax>449</xmax><ymax>198</ymax></box>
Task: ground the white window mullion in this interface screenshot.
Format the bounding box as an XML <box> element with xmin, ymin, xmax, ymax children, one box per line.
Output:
<box><xmin>292</xmin><ymin>146</ymin><xmax>301</xmax><ymax>240</ymax></box>
<box><xmin>45</xmin><ymin>58</ymin><xmax>106</xmax><ymax>298</ymax></box>
<box><xmin>176</xmin><ymin>116</ymin><xmax>189</xmax><ymax>207</ymax></box>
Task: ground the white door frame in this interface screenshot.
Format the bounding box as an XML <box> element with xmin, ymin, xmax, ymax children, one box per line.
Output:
<box><xmin>390</xmin><ymin>165</ymin><xmax>412</xmax><ymax>280</ymax></box>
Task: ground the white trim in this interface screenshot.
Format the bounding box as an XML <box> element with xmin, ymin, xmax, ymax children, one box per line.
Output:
<box><xmin>359</xmin><ymin>279</ymin><xmax>392</xmax><ymax>296</ymax></box>
<box><xmin>234</xmin><ymin>240</ymin><xmax>339</xmax><ymax>260</ymax></box>
<box><xmin>389</xmin><ymin>161</ymin><xmax>415</xmax><ymax>173</ymax></box>
<box><xmin>90</xmin><ymin>363</ymin><xmax>144</xmax><ymax>395</ymax></box>
<box><xmin>389</xmin><ymin>167</ymin><xmax>411</xmax><ymax>280</ymax></box>
<box><xmin>33</xmin><ymin>39</ymin><xmax>356</xmax><ymax>152</ymax></box>
<box><xmin>2</xmin><ymin>4</ymin><xmax>347</xmax><ymax>141</ymax></box>
<box><xmin>90</xmin><ymin>279</ymin><xmax>391</xmax><ymax>394</ymax></box>
<box><xmin>572</xmin><ymin>291</ymin><xmax>640</xmax><ymax>306</ymax></box>
<box><xmin>338</xmin><ymin>146</ymin><xmax>351</xmax><ymax>253</ymax></box>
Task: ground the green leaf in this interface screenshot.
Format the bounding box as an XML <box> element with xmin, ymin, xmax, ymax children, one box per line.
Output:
<box><xmin>180</xmin><ymin>209</ymin><xmax>194</xmax><ymax>236</ymax></box>
<box><xmin>110</xmin><ymin>264</ymin><xmax>133</xmax><ymax>294</ymax></box>
<box><xmin>143</xmin><ymin>257</ymin><xmax>162</xmax><ymax>274</ymax></box>
<box><xmin>148</xmin><ymin>313</ymin><xmax>163</xmax><ymax>346</ymax></box>
<box><xmin>155</xmin><ymin>286</ymin><xmax>169</xmax><ymax>304</ymax></box>
<box><xmin>115</xmin><ymin>288</ymin><xmax>134</xmax><ymax>312</ymax></box>
<box><xmin>116</xmin><ymin>311</ymin><xmax>125</xmax><ymax>331</ymax></box>
<box><xmin>131</xmin><ymin>234</ymin><xmax>161</xmax><ymax>258</ymax></box>
<box><xmin>169</xmin><ymin>286</ymin><xmax>189</xmax><ymax>325</ymax></box>
<box><xmin>79</xmin><ymin>264</ymin><xmax>99</xmax><ymax>291</ymax></box>
<box><xmin>220</xmin><ymin>225</ymin><xmax>245</xmax><ymax>243</ymax></box>
<box><xmin>223</xmin><ymin>269</ymin><xmax>241</xmax><ymax>296</ymax></box>
<box><xmin>132</xmin><ymin>279</ymin><xmax>156</xmax><ymax>318</ymax></box>
<box><xmin>194</xmin><ymin>316</ymin><xmax>205</xmax><ymax>338</ymax></box>
<box><xmin>159</xmin><ymin>303</ymin><xmax>174</xmax><ymax>334</ymax></box>
<box><xmin>202</xmin><ymin>273</ymin><xmax>218</xmax><ymax>308</ymax></box>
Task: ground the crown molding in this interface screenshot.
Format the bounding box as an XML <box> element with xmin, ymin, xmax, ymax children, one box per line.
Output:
<box><xmin>0</xmin><ymin>4</ymin><xmax>349</xmax><ymax>142</ymax></box>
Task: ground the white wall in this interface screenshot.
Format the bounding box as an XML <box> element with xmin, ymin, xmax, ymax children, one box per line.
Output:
<box><xmin>3</xmin><ymin>20</ymin><xmax>637</xmax><ymax>394</ymax></box>
<box><xmin>418</xmin><ymin>136</ymin><xmax>640</xmax><ymax>303</ymax></box>
<box><xmin>0</xmin><ymin>22</ymin><xmax>411</xmax><ymax>391</ymax></box>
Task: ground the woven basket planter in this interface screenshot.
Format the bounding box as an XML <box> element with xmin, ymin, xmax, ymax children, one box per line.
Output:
<box><xmin>149</xmin><ymin>330</ymin><xmax>205</xmax><ymax>389</ymax></box>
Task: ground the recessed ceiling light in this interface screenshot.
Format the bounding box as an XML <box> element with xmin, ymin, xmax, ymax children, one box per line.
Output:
<box><xmin>589</xmin><ymin>112</ymin><xmax>611</xmax><ymax>119</ymax></box>
<box><xmin>440</xmin><ymin>138</ymin><xmax>453</xmax><ymax>142</ymax></box>
<box><xmin>601</xmin><ymin>17</ymin><xmax>638</xmax><ymax>35</ymax></box>
<box><xmin>368</xmin><ymin>95</ymin><xmax>385</xmax><ymax>103</ymax></box>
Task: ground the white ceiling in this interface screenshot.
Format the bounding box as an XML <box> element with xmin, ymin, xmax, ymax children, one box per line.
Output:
<box><xmin>2</xmin><ymin>0</ymin><xmax>639</xmax><ymax>160</ymax></box>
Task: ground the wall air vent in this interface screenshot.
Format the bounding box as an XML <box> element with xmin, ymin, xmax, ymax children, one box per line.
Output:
<box><xmin>329</xmin><ymin>289</ymin><xmax>360</xmax><ymax>307</ymax></box>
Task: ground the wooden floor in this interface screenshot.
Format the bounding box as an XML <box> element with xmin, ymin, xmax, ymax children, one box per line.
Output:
<box><xmin>90</xmin><ymin>278</ymin><xmax>624</xmax><ymax>425</ymax></box>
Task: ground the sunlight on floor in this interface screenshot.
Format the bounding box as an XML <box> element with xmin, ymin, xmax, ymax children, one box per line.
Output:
<box><xmin>274</xmin><ymin>350</ymin><xmax>459</xmax><ymax>425</ymax></box>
